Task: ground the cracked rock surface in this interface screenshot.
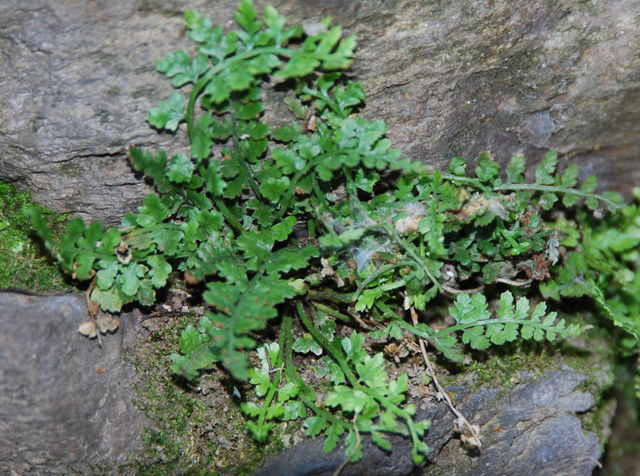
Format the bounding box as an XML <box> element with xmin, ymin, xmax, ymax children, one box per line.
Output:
<box><xmin>1</xmin><ymin>0</ymin><xmax>639</xmax><ymax>225</ymax></box>
<box><xmin>256</xmin><ymin>368</ymin><xmax>608</xmax><ymax>476</ymax></box>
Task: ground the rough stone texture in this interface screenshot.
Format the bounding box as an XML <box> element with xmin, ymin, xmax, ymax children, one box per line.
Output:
<box><xmin>428</xmin><ymin>370</ymin><xmax>603</xmax><ymax>476</ymax></box>
<box><xmin>0</xmin><ymin>292</ymin><xmax>147</xmax><ymax>475</ymax></box>
<box><xmin>1</xmin><ymin>0</ymin><xmax>639</xmax><ymax>225</ymax></box>
<box><xmin>352</xmin><ymin>0</ymin><xmax>640</xmax><ymax>200</ymax></box>
<box><xmin>255</xmin><ymin>368</ymin><xmax>606</xmax><ymax>476</ymax></box>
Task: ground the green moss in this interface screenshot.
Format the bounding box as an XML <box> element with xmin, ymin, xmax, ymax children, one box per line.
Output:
<box><xmin>105</xmin><ymin>86</ymin><xmax>121</xmax><ymax>99</ymax></box>
<box><xmin>130</xmin><ymin>313</ymin><xmax>290</xmax><ymax>475</ymax></box>
<box><xmin>30</xmin><ymin>112</ymin><xmax>46</xmax><ymax>133</ymax></box>
<box><xmin>98</xmin><ymin>52</ymin><xmax>126</xmax><ymax>74</ymax></box>
<box><xmin>132</xmin><ymin>86</ymin><xmax>155</xmax><ymax>99</ymax></box>
<box><xmin>0</xmin><ymin>182</ymin><xmax>70</xmax><ymax>291</ymax></box>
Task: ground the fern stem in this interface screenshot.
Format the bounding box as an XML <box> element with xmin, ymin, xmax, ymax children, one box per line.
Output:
<box><xmin>311</xmin><ymin>301</ymin><xmax>355</xmax><ymax>324</ymax></box>
<box><xmin>283</xmin><ymin>311</ymin><xmax>350</xmax><ymax>430</ymax></box>
<box><xmin>310</xmin><ymin>174</ymin><xmax>329</xmax><ymax>211</ymax></box>
<box><xmin>257</xmin><ymin>320</ymin><xmax>286</xmax><ymax>427</ymax></box>
<box><xmin>353</xmin><ymin>262</ymin><xmax>408</xmax><ymax>302</ymax></box>
<box><xmin>440</xmin><ymin>172</ymin><xmax>621</xmax><ymax>211</ymax></box>
<box><xmin>494</xmin><ymin>183</ymin><xmax>621</xmax><ymax>210</ymax></box>
<box><xmin>379</xmin><ymin>223</ymin><xmax>443</xmax><ymax>292</ymax></box>
<box><xmin>391</xmin><ymin>307</ymin><xmax>577</xmax><ymax>342</ymax></box>
<box><xmin>390</xmin><ymin>315</ymin><xmax>434</xmax><ymax>340</ymax></box>
<box><xmin>440</xmin><ymin>173</ymin><xmax>487</xmax><ymax>190</ymax></box>
<box><xmin>212</xmin><ymin>196</ymin><xmax>244</xmax><ymax>233</ymax></box>
<box><xmin>186</xmin><ymin>46</ymin><xmax>293</xmax><ymax>140</ymax></box>
<box><xmin>297</xmin><ymin>301</ymin><xmax>425</xmax><ymax>456</ymax></box>
<box><xmin>307</xmin><ymin>289</ymin><xmax>355</xmax><ymax>304</ymax></box>
<box><xmin>229</xmin><ymin>114</ymin><xmax>265</xmax><ymax>204</ymax></box>
<box><xmin>297</xmin><ymin>301</ymin><xmax>360</xmax><ymax>388</ymax></box>
<box><xmin>274</xmin><ymin>148</ymin><xmax>359</xmax><ymax>221</ymax></box>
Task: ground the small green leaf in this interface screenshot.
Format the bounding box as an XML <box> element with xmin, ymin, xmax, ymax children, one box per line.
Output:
<box><xmin>236</xmin><ymin>100</ymin><xmax>264</xmax><ymax>120</ymax></box>
<box><xmin>448</xmin><ymin>157</ymin><xmax>467</xmax><ymax>176</ymax></box>
<box><xmin>75</xmin><ymin>254</ymin><xmax>96</xmax><ymax>281</ymax></box>
<box><xmin>337</xmin><ymin>227</ymin><xmax>365</xmax><ymax>244</ymax></box>
<box><xmin>535</xmin><ymin>151</ymin><xmax>558</xmax><ymax>185</ymax></box>
<box><xmin>323</xmin><ymin>423</ymin><xmax>344</xmax><ymax>454</ymax></box>
<box><xmin>137</xmin><ymin>193</ymin><xmax>170</xmax><ymax>226</ymax></box>
<box><xmin>305</xmin><ymin>416</ymin><xmax>327</xmax><ymax>437</ymax></box>
<box><xmin>248</xmin><ymin>368</ymin><xmax>272</xmax><ymax>397</ymax></box>
<box><xmin>90</xmin><ymin>287</ymin><xmax>123</xmax><ymax>313</ymax></box>
<box><xmin>282</xmin><ymin>400</ymin><xmax>306</xmax><ymax>420</ymax></box>
<box><xmin>147</xmin><ymin>255</ymin><xmax>172</xmax><ymax>288</ymax></box>
<box><xmin>147</xmin><ymin>91</ymin><xmax>185</xmax><ymax>131</ymax></box>
<box><xmin>581</xmin><ymin>175</ymin><xmax>597</xmax><ymax>194</ymax></box>
<box><xmin>355</xmin><ymin>287</ymin><xmax>382</xmax><ymax>311</ymax></box>
<box><xmin>260</xmin><ymin>176</ymin><xmax>290</xmax><ymax>202</ymax></box>
<box><xmin>475</xmin><ymin>152</ymin><xmax>499</xmax><ymax>183</ymax></box>
<box><xmin>371</xmin><ymin>431</ymin><xmax>392</xmax><ymax>451</ymax></box>
<box><xmin>506</xmin><ymin>154</ymin><xmax>526</xmax><ymax>183</ymax></box>
<box><xmin>585</xmin><ymin>195</ymin><xmax>599</xmax><ymax>210</ymax></box>
<box><xmin>234</xmin><ymin>0</ymin><xmax>261</xmax><ymax>36</ymax></box>
<box><xmin>191</xmin><ymin>113</ymin><xmax>215</xmax><ymax>161</ymax></box>
<box><xmin>277</xmin><ymin>381</ymin><xmax>300</xmax><ymax>402</ymax></box>
<box><xmin>177</xmin><ymin>325</ymin><xmax>203</xmax><ymax>354</ymax></box>
<box><xmin>271</xmin><ymin>216</ymin><xmax>297</xmax><ymax>241</ymax></box>
<box><xmin>284</xmin><ymin>97</ymin><xmax>308</xmax><ymax>120</ymax></box>
<box><xmin>325</xmin><ymin>386</ymin><xmax>372</xmax><ymax>414</ymax></box>
<box><xmin>203</xmin><ymin>78</ymin><xmax>231</xmax><ymax>104</ymax></box>
<box><xmin>246</xmin><ymin>421</ymin><xmax>275</xmax><ymax>442</ymax></box>
<box><xmin>276</xmin><ymin>51</ymin><xmax>321</xmax><ymax>79</ymax></box>
<box><xmin>293</xmin><ymin>332</ymin><xmax>323</xmax><ymax>355</ymax></box>
<box><xmin>241</xmin><ymin>401</ymin><xmax>261</xmax><ymax>418</ymax></box>
<box><xmin>273</xmin><ymin>147</ymin><xmax>305</xmax><ymax>174</ymax></box>
<box><xmin>96</xmin><ymin>260</ymin><xmax>119</xmax><ymax>290</ymax></box>
<box><xmin>157</xmin><ymin>50</ymin><xmax>208</xmax><ymax>87</ymax></box>
<box><xmin>561</xmin><ymin>163</ymin><xmax>579</xmax><ymax>188</ymax></box>
<box><xmin>167</xmin><ymin>153</ymin><xmax>195</xmax><ymax>183</ymax></box>
<box><xmin>120</xmin><ymin>263</ymin><xmax>145</xmax><ymax>296</ymax></box>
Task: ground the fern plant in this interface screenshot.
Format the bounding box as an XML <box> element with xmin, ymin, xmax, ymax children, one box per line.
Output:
<box><xmin>29</xmin><ymin>0</ymin><xmax>637</xmax><ymax>467</ymax></box>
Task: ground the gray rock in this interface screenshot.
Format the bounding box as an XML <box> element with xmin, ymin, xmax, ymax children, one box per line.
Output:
<box><xmin>351</xmin><ymin>0</ymin><xmax>640</xmax><ymax>201</ymax></box>
<box><xmin>255</xmin><ymin>368</ymin><xmax>605</xmax><ymax>476</ymax></box>
<box><xmin>1</xmin><ymin>0</ymin><xmax>639</xmax><ymax>225</ymax></box>
<box><xmin>429</xmin><ymin>369</ymin><xmax>602</xmax><ymax>476</ymax></box>
<box><xmin>0</xmin><ymin>292</ymin><xmax>147</xmax><ymax>475</ymax></box>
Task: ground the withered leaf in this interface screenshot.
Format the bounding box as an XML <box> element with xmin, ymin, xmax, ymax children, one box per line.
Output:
<box><xmin>115</xmin><ymin>240</ymin><xmax>132</xmax><ymax>265</ymax></box>
<box><xmin>78</xmin><ymin>321</ymin><xmax>98</xmax><ymax>338</ymax></box>
<box><xmin>96</xmin><ymin>316</ymin><xmax>120</xmax><ymax>333</ymax></box>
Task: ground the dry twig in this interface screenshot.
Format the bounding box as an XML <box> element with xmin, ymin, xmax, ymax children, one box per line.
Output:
<box><xmin>409</xmin><ymin>304</ymin><xmax>482</xmax><ymax>450</ymax></box>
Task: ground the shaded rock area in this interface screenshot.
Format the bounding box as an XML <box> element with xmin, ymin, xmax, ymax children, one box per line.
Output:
<box><xmin>255</xmin><ymin>368</ymin><xmax>610</xmax><ymax>476</ymax></box>
<box><xmin>1</xmin><ymin>0</ymin><xmax>639</xmax><ymax>225</ymax></box>
<box><xmin>0</xmin><ymin>292</ymin><xmax>147</xmax><ymax>475</ymax></box>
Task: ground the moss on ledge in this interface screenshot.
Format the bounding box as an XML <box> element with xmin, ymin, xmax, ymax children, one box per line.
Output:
<box><xmin>0</xmin><ymin>182</ymin><xmax>70</xmax><ymax>291</ymax></box>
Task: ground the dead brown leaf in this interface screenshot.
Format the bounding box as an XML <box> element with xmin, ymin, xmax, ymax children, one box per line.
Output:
<box><xmin>78</xmin><ymin>321</ymin><xmax>98</xmax><ymax>338</ymax></box>
<box><xmin>96</xmin><ymin>316</ymin><xmax>120</xmax><ymax>333</ymax></box>
<box><xmin>115</xmin><ymin>240</ymin><xmax>132</xmax><ymax>265</ymax></box>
